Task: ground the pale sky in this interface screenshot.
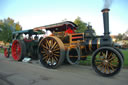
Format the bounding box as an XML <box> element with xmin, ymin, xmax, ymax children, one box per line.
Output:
<box><xmin>0</xmin><ymin>0</ymin><xmax>128</xmax><ymax>35</ymax></box>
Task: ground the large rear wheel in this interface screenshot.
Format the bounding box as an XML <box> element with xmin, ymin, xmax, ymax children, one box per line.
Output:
<box><xmin>92</xmin><ymin>47</ymin><xmax>123</xmax><ymax>77</ymax></box>
<box><xmin>11</xmin><ymin>40</ymin><xmax>26</xmax><ymax>61</ymax></box>
<box><xmin>39</xmin><ymin>36</ymin><xmax>65</xmax><ymax>69</ymax></box>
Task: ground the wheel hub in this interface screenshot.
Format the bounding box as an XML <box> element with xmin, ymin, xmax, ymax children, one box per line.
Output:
<box><xmin>49</xmin><ymin>50</ymin><xmax>52</xmax><ymax>53</ymax></box>
<box><xmin>103</xmin><ymin>59</ymin><xmax>109</xmax><ymax>65</ymax></box>
<box><xmin>48</xmin><ymin>50</ymin><xmax>53</xmax><ymax>56</ymax></box>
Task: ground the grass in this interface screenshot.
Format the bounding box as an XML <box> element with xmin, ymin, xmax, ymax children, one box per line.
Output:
<box><xmin>122</xmin><ymin>49</ymin><xmax>128</xmax><ymax>67</ymax></box>
<box><xmin>80</xmin><ymin>49</ymin><xmax>128</xmax><ymax>68</ymax></box>
<box><xmin>0</xmin><ymin>48</ymin><xmax>4</xmax><ymax>53</ymax></box>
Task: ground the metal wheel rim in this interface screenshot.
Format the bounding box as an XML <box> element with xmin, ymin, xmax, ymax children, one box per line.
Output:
<box><xmin>92</xmin><ymin>48</ymin><xmax>122</xmax><ymax>76</ymax></box>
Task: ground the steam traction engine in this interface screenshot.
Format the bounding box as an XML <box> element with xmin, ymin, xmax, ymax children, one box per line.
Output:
<box><xmin>11</xmin><ymin>29</ymin><xmax>45</xmax><ymax>60</ymax></box>
<box><xmin>4</xmin><ymin>8</ymin><xmax>124</xmax><ymax>77</ymax></box>
<box><xmin>37</xmin><ymin>8</ymin><xmax>123</xmax><ymax>77</ymax></box>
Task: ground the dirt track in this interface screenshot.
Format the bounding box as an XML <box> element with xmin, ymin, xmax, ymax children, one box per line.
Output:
<box><xmin>0</xmin><ymin>53</ymin><xmax>128</xmax><ymax>85</ymax></box>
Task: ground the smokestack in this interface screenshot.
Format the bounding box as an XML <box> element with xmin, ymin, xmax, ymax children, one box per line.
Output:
<box><xmin>101</xmin><ymin>8</ymin><xmax>110</xmax><ymax>36</ymax></box>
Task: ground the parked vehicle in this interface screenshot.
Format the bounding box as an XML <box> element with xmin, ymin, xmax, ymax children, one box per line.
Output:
<box><xmin>4</xmin><ymin>8</ymin><xmax>124</xmax><ymax>77</ymax></box>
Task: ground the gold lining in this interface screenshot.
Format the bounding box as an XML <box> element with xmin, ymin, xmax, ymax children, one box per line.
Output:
<box><xmin>89</xmin><ymin>40</ymin><xmax>92</xmax><ymax>51</ymax></box>
<box><xmin>97</xmin><ymin>38</ymin><xmax>100</xmax><ymax>48</ymax></box>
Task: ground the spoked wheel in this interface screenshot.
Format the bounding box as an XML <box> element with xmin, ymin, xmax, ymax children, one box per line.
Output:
<box><xmin>39</xmin><ymin>36</ymin><xmax>65</xmax><ymax>69</ymax></box>
<box><xmin>11</xmin><ymin>40</ymin><xmax>26</xmax><ymax>61</ymax></box>
<box><xmin>66</xmin><ymin>47</ymin><xmax>80</xmax><ymax>64</ymax></box>
<box><xmin>92</xmin><ymin>47</ymin><xmax>123</xmax><ymax>77</ymax></box>
<box><xmin>4</xmin><ymin>48</ymin><xmax>10</xmax><ymax>58</ymax></box>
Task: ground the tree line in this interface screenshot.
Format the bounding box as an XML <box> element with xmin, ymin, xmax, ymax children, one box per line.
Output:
<box><xmin>117</xmin><ymin>30</ymin><xmax>128</xmax><ymax>41</ymax></box>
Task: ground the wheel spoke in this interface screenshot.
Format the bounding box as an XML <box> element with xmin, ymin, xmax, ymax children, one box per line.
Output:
<box><xmin>97</xmin><ymin>63</ymin><xmax>103</xmax><ymax>68</ymax></box>
<box><xmin>104</xmin><ymin>64</ymin><xmax>107</xmax><ymax>73</ymax></box>
<box><xmin>53</xmin><ymin>56</ymin><xmax>59</xmax><ymax>62</ymax></box>
<box><xmin>53</xmin><ymin>54</ymin><xmax>60</xmax><ymax>57</ymax></box>
<box><xmin>43</xmin><ymin>53</ymin><xmax>47</xmax><ymax>57</ymax></box>
<box><xmin>110</xmin><ymin>63</ymin><xmax>118</xmax><ymax>68</ymax></box>
<box><xmin>43</xmin><ymin>49</ymin><xmax>49</xmax><ymax>55</ymax></box>
<box><xmin>53</xmin><ymin>51</ymin><xmax>60</xmax><ymax>54</ymax></box>
<box><xmin>108</xmin><ymin>56</ymin><xmax>116</xmax><ymax>61</ymax></box>
<box><xmin>101</xmin><ymin>52</ymin><xmax>106</xmax><ymax>57</ymax></box>
<box><xmin>105</xmin><ymin>51</ymin><xmax>108</xmax><ymax>59</ymax></box>
<box><xmin>106</xmin><ymin>64</ymin><xmax>110</xmax><ymax>74</ymax></box>
<box><xmin>96</xmin><ymin>58</ymin><xmax>103</xmax><ymax>60</ymax></box>
<box><xmin>46</xmin><ymin>40</ymin><xmax>50</xmax><ymax>48</ymax></box>
<box><xmin>41</xmin><ymin>44</ymin><xmax>48</xmax><ymax>50</ymax></box>
<box><xmin>42</xmin><ymin>55</ymin><xmax>49</xmax><ymax>60</ymax></box>
<box><xmin>108</xmin><ymin>52</ymin><xmax>113</xmax><ymax>59</ymax></box>
<box><xmin>51</xmin><ymin>41</ymin><xmax>57</xmax><ymax>49</ymax></box>
<box><xmin>52</xmin><ymin>48</ymin><xmax>60</xmax><ymax>52</ymax></box>
<box><xmin>53</xmin><ymin>43</ymin><xmax>59</xmax><ymax>49</ymax></box>
<box><xmin>109</xmin><ymin>63</ymin><xmax>115</xmax><ymax>71</ymax></box>
<box><xmin>44</xmin><ymin>39</ymin><xmax>49</xmax><ymax>48</ymax></box>
<box><xmin>95</xmin><ymin>61</ymin><xmax>102</xmax><ymax>65</ymax></box>
<box><xmin>41</xmin><ymin>51</ymin><xmax>45</xmax><ymax>54</ymax></box>
<box><xmin>111</xmin><ymin>60</ymin><xmax>119</xmax><ymax>63</ymax></box>
<box><xmin>49</xmin><ymin>40</ymin><xmax>53</xmax><ymax>49</ymax></box>
<box><xmin>100</xmin><ymin>64</ymin><xmax>104</xmax><ymax>72</ymax></box>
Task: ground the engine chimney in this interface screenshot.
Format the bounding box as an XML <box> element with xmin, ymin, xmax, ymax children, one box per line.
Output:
<box><xmin>101</xmin><ymin>8</ymin><xmax>110</xmax><ymax>36</ymax></box>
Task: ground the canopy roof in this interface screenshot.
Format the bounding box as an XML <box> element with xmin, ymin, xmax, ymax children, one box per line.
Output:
<box><xmin>12</xmin><ymin>21</ymin><xmax>78</xmax><ymax>35</ymax></box>
<box><xmin>33</xmin><ymin>21</ymin><xmax>78</xmax><ymax>32</ymax></box>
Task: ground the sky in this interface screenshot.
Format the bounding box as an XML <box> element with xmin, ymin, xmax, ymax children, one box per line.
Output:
<box><xmin>0</xmin><ymin>0</ymin><xmax>128</xmax><ymax>35</ymax></box>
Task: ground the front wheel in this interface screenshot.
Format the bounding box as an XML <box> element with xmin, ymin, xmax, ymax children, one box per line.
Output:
<box><xmin>92</xmin><ymin>47</ymin><xmax>123</xmax><ymax>77</ymax></box>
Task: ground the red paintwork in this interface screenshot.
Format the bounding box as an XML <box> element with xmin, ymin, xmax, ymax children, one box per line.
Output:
<box><xmin>23</xmin><ymin>38</ymin><xmax>33</xmax><ymax>42</ymax></box>
<box><xmin>12</xmin><ymin>40</ymin><xmax>21</xmax><ymax>61</ymax></box>
<box><xmin>65</xmin><ymin>28</ymin><xmax>75</xmax><ymax>34</ymax></box>
<box><xmin>72</xmin><ymin>36</ymin><xmax>83</xmax><ymax>39</ymax></box>
<box><xmin>4</xmin><ymin>48</ymin><xmax>8</xmax><ymax>58</ymax></box>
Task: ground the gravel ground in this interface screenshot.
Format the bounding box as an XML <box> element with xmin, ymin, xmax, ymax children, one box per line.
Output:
<box><xmin>0</xmin><ymin>53</ymin><xmax>128</xmax><ymax>85</ymax></box>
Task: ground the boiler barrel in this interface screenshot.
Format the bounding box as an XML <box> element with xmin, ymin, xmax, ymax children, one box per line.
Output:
<box><xmin>84</xmin><ymin>37</ymin><xmax>112</xmax><ymax>53</ymax></box>
<box><xmin>84</xmin><ymin>38</ymin><xmax>100</xmax><ymax>52</ymax></box>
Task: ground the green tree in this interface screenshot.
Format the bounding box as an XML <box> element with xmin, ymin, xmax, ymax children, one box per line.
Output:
<box><xmin>0</xmin><ymin>17</ymin><xmax>22</xmax><ymax>44</ymax></box>
<box><xmin>4</xmin><ymin>17</ymin><xmax>22</xmax><ymax>31</ymax></box>
<box><xmin>15</xmin><ymin>22</ymin><xmax>22</xmax><ymax>31</ymax></box>
<box><xmin>117</xmin><ymin>33</ymin><xmax>123</xmax><ymax>41</ymax></box>
<box><xmin>74</xmin><ymin>17</ymin><xmax>88</xmax><ymax>33</ymax></box>
<box><xmin>0</xmin><ymin>20</ymin><xmax>4</xmax><ymax>41</ymax></box>
<box><xmin>0</xmin><ymin>24</ymin><xmax>12</xmax><ymax>44</ymax></box>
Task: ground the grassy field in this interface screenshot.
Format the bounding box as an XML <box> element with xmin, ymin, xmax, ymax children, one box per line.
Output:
<box><xmin>122</xmin><ymin>49</ymin><xmax>128</xmax><ymax>67</ymax></box>
<box><xmin>0</xmin><ymin>48</ymin><xmax>4</xmax><ymax>53</ymax></box>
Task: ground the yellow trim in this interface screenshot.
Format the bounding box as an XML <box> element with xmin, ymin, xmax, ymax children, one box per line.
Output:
<box><xmin>97</xmin><ymin>38</ymin><xmax>100</xmax><ymax>48</ymax></box>
<box><xmin>89</xmin><ymin>40</ymin><xmax>92</xmax><ymax>51</ymax></box>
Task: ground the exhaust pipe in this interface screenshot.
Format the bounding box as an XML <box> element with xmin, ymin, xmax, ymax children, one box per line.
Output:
<box><xmin>101</xmin><ymin>8</ymin><xmax>110</xmax><ymax>36</ymax></box>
